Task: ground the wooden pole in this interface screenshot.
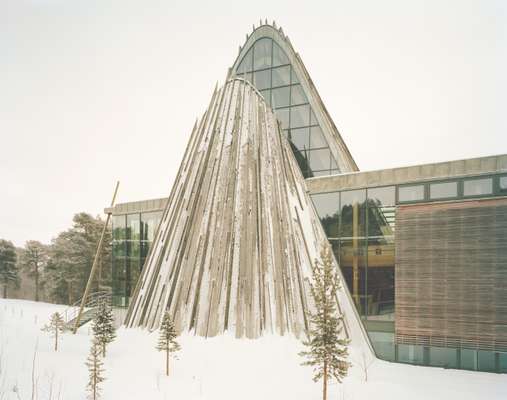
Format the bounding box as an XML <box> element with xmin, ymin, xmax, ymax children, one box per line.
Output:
<box><xmin>73</xmin><ymin>181</ymin><xmax>120</xmax><ymax>334</ymax></box>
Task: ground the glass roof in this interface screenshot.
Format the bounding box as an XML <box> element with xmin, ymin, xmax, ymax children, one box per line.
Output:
<box><xmin>235</xmin><ymin>37</ymin><xmax>340</xmax><ymax>178</ymax></box>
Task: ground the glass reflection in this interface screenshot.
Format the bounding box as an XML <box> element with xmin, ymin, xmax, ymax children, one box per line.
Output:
<box><xmin>340</xmin><ymin>189</ymin><xmax>366</xmax><ymax>238</ymax></box>
<box><xmin>253</xmin><ymin>38</ymin><xmax>272</xmax><ymax>70</ymax></box>
<box><xmin>272</xmin><ymin>65</ymin><xmax>290</xmax><ymax>87</ymax></box>
<box><xmin>311</xmin><ymin>192</ymin><xmax>340</xmax><ymax>237</ymax></box>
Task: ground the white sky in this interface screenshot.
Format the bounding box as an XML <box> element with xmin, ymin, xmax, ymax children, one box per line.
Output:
<box><xmin>1</xmin><ymin>0</ymin><xmax>506</xmax><ymax>247</ymax></box>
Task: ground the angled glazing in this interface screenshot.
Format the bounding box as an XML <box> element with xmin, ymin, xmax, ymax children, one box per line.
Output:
<box><xmin>231</xmin><ymin>23</ymin><xmax>358</xmax><ymax>178</ymax></box>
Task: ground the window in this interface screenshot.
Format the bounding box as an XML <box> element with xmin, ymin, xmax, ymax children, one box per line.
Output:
<box><xmin>272</xmin><ymin>41</ymin><xmax>288</xmax><ymax>66</ymax></box>
<box><xmin>253</xmin><ymin>38</ymin><xmax>272</xmax><ymax>70</ymax></box>
<box><xmin>112</xmin><ymin>215</ymin><xmax>126</xmax><ymax>240</ymax></box>
<box><xmin>271</xmin><ymin>65</ymin><xmax>290</xmax><ymax>87</ymax></box>
<box><xmin>430</xmin><ymin>181</ymin><xmax>457</xmax><ymax>199</ymax></box>
<box><xmin>499</xmin><ymin>176</ymin><xmax>507</xmax><ymax>192</ymax></box>
<box><xmin>340</xmin><ymin>189</ymin><xmax>366</xmax><ymax>237</ymax></box>
<box><xmin>308</xmin><ymin>148</ymin><xmax>331</xmax><ymax>172</ymax></box>
<box><xmin>398</xmin><ymin>185</ymin><xmax>425</xmax><ymax>202</ymax></box>
<box><xmin>309</xmin><ymin>127</ymin><xmax>326</xmax><ymax>149</ymax></box>
<box><xmin>290</xmin><ymin>84</ymin><xmax>307</xmax><ymax>105</ymax></box>
<box><xmin>290</xmin><ymin>104</ymin><xmax>310</xmax><ymax>128</ymax></box>
<box><xmin>260</xmin><ymin>89</ymin><xmax>271</xmax><ymax>106</ymax></box>
<box><xmin>290</xmin><ymin>66</ymin><xmax>299</xmax><ymax>84</ymax></box>
<box><xmin>274</xmin><ymin>108</ymin><xmax>289</xmax><ymax>129</ymax></box>
<box><xmin>289</xmin><ymin>127</ymin><xmax>309</xmax><ymax>151</ymax></box>
<box><xmin>368</xmin><ymin>186</ymin><xmax>395</xmax><ymax>206</ymax></box>
<box><xmin>311</xmin><ymin>192</ymin><xmax>340</xmax><ymax>237</ymax></box>
<box><xmin>271</xmin><ymin>87</ymin><xmax>290</xmax><ymax>108</ymax></box>
<box><xmin>253</xmin><ymin>69</ymin><xmax>271</xmax><ymax>90</ymax></box>
<box><xmin>463</xmin><ymin>178</ymin><xmax>493</xmax><ymax>197</ymax></box>
<box><xmin>237</xmin><ymin>48</ymin><xmax>253</xmax><ymax>73</ymax></box>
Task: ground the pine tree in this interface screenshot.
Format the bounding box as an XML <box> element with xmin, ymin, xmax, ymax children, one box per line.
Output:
<box><xmin>299</xmin><ymin>244</ymin><xmax>350</xmax><ymax>400</ymax></box>
<box><xmin>18</xmin><ymin>240</ymin><xmax>48</xmax><ymax>302</ymax></box>
<box><xmin>86</xmin><ymin>339</ymin><xmax>105</xmax><ymax>400</ymax></box>
<box><xmin>156</xmin><ymin>311</ymin><xmax>181</xmax><ymax>376</ymax></box>
<box><xmin>42</xmin><ymin>312</ymin><xmax>65</xmax><ymax>351</ymax></box>
<box><xmin>92</xmin><ymin>302</ymin><xmax>116</xmax><ymax>357</ymax></box>
<box><xmin>0</xmin><ymin>239</ymin><xmax>19</xmax><ymax>298</ymax></box>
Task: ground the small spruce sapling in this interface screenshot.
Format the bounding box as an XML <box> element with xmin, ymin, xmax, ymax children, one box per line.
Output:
<box><xmin>299</xmin><ymin>244</ymin><xmax>350</xmax><ymax>400</ymax></box>
<box><xmin>156</xmin><ymin>311</ymin><xmax>181</xmax><ymax>376</ymax></box>
<box><xmin>86</xmin><ymin>339</ymin><xmax>105</xmax><ymax>400</ymax></box>
<box><xmin>42</xmin><ymin>312</ymin><xmax>65</xmax><ymax>351</ymax></box>
<box><xmin>92</xmin><ymin>302</ymin><xmax>116</xmax><ymax>357</ymax></box>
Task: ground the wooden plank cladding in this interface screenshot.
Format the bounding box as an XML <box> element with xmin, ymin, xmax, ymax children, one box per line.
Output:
<box><xmin>395</xmin><ymin>198</ymin><xmax>507</xmax><ymax>352</ymax></box>
<box><xmin>124</xmin><ymin>78</ymin><xmax>369</xmax><ymax>347</ymax></box>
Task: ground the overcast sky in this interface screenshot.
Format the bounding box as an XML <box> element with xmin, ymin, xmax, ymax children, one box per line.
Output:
<box><xmin>1</xmin><ymin>0</ymin><xmax>506</xmax><ymax>247</ymax></box>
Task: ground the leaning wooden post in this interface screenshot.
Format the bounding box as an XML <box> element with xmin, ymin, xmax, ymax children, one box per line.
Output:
<box><xmin>73</xmin><ymin>181</ymin><xmax>120</xmax><ymax>334</ymax></box>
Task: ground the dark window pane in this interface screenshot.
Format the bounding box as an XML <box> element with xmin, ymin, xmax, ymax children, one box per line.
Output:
<box><xmin>310</xmin><ymin>109</ymin><xmax>318</xmax><ymax>125</ymax></box>
<box><xmin>260</xmin><ymin>89</ymin><xmax>271</xmax><ymax>106</ymax></box>
<box><xmin>141</xmin><ymin>211</ymin><xmax>162</xmax><ymax>242</ymax></box>
<box><xmin>254</xmin><ymin>69</ymin><xmax>271</xmax><ymax>90</ymax></box>
<box><xmin>330</xmin><ymin>156</ymin><xmax>338</xmax><ymax>170</ymax></box>
<box><xmin>274</xmin><ymin>108</ymin><xmax>289</xmax><ymax>129</ymax></box>
<box><xmin>112</xmin><ymin>215</ymin><xmax>126</xmax><ymax>240</ymax></box>
<box><xmin>113</xmin><ymin>240</ymin><xmax>126</xmax><ymax>257</ymax></box>
<box><xmin>398</xmin><ymin>185</ymin><xmax>425</xmax><ymax>202</ymax></box>
<box><xmin>253</xmin><ymin>38</ymin><xmax>272</xmax><ymax>70</ymax></box>
<box><xmin>291</xmin><ymin>67</ymin><xmax>299</xmax><ymax>84</ymax></box>
<box><xmin>126</xmin><ymin>213</ymin><xmax>140</xmax><ymax>241</ymax></box>
<box><xmin>311</xmin><ymin>192</ymin><xmax>340</xmax><ymax>237</ymax></box>
<box><xmin>127</xmin><ymin>240</ymin><xmax>141</xmax><ymax>260</ymax></box>
<box><xmin>477</xmin><ymin>350</ymin><xmax>496</xmax><ymax>372</ymax></box>
<box><xmin>460</xmin><ymin>349</ymin><xmax>477</xmax><ymax>370</ymax></box>
<box><xmin>429</xmin><ymin>347</ymin><xmax>458</xmax><ymax>368</ymax></box>
<box><xmin>499</xmin><ymin>352</ymin><xmax>507</xmax><ymax>373</ymax></box>
<box><xmin>308</xmin><ymin>148</ymin><xmax>331</xmax><ymax>171</ymax></box>
<box><xmin>290</xmin><ymin>104</ymin><xmax>310</xmax><ymax>128</ymax></box>
<box><xmin>271</xmin><ymin>65</ymin><xmax>290</xmax><ymax>87</ymax></box>
<box><xmin>309</xmin><ymin>126</ymin><xmax>326</xmax><ymax>149</ymax></box>
<box><xmin>339</xmin><ymin>239</ymin><xmax>367</xmax><ymax>315</ymax></box>
<box><xmin>368</xmin><ymin>186</ymin><xmax>396</xmax><ymax>206</ymax></box>
<box><xmin>430</xmin><ymin>181</ymin><xmax>457</xmax><ymax>199</ymax></box>
<box><xmin>463</xmin><ymin>178</ymin><xmax>493</xmax><ymax>196</ymax></box>
<box><xmin>237</xmin><ymin>48</ymin><xmax>253</xmax><ymax>73</ymax></box>
<box><xmin>272</xmin><ymin>41</ymin><xmax>289</xmax><ymax>66</ymax></box>
<box><xmin>289</xmin><ymin>127</ymin><xmax>309</xmax><ymax>151</ymax></box>
<box><xmin>397</xmin><ymin>345</ymin><xmax>425</xmax><ymax>364</ymax></box>
<box><xmin>366</xmin><ymin>236</ymin><xmax>395</xmax><ymax>317</ymax></box>
<box><xmin>340</xmin><ymin>189</ymin><xmax>366</xmax><ymax>237</ymax></box>
<box><xmin>500</xmin><ymin>176</ymin><xmax>507</xmax><ymax>191</ymax></box>
<box><xmin>271</xmin><ymin>87</ymin><xmax>290</xmax><ymax>108</ymax></box>
<box><xmin>290</xmin><ymin>84</ymin><xmax>307</xmax><ymax>105</ymax></box>
<box><xmin>369</xmin><ymin>331</ymin><xmax>395</xmax><ymax>361</ymax></box>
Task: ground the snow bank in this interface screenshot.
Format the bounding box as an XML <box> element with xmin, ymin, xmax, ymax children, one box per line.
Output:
<box><xmin>0</xmin><ymin>299</ymin><xmax>505</xmax><ymax>399</ymax></box>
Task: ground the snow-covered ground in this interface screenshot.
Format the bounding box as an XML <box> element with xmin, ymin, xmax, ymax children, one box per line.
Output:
<box><xmin>0</xmin><ymin>299</ymin><xmax>505</xmax><ymax>400</ymax></box>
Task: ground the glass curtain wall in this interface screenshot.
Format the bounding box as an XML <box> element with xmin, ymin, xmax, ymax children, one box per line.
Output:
<box><xmin>112</xmin><ymin>211</ymin><xmax>163</xmax><ymax>306</ymax></box>
<box><xmin>311</xmin><ymin>183</ymin><xmax>506</xmax><ymax>372</ymax></box>
<box><xmin>311</xmin><ymin>186</ymin><xmax>395</xmax><ymax>321</ymax></box>
<box><xmin>235</xmin><ymin>37</ymin><xmax>339</xmax><ymax>178</ymax></box>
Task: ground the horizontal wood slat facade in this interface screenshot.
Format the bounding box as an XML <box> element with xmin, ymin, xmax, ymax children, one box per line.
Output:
<box><xmin>395</xmin><ymin>198</ymin><xmax>507</xmax><ymax>352</ymax></box>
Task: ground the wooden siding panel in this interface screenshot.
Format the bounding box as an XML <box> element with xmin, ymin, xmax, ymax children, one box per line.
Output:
<box><xmin>395</xmin><ymin>199</ymin><xmax>507</xmax><ymax>351</ymax></box>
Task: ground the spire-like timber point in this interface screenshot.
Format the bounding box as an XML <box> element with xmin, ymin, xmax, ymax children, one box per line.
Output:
<box><xmin>125</xmin><ymin>78</ymin><xmax>370</xmax><ymax>348</ymax></box>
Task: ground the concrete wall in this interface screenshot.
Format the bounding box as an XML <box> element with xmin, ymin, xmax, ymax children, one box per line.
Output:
<box><xmin>306</xmin><ymin>154</ymin><xmax>507</xmax><ymax>194</ymax></box>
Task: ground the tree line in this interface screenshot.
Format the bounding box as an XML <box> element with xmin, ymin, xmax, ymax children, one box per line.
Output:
<box><xmin>0</xmin><ymin>212</ymin><xmax>112</xmax><ymax>304</ymax></box>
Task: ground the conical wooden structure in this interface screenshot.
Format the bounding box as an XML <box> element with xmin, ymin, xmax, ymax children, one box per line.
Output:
<box><xmin>125</xmin><ymin>78</ymin><xmax>369</xmax><ymax>345</ymax></box>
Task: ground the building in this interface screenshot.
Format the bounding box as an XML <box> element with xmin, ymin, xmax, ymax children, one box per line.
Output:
<box><xmin>105</xmin><ymin>23</ymin><xmax>507</xmax><ymax>373</ymax></box>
